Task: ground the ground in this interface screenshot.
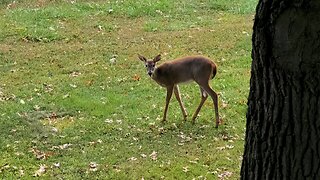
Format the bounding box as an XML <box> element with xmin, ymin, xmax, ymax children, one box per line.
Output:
<box><xmin>0</xmin><ymin>0</ymin><xmax>255</xmax><ymax>179</ymax></box>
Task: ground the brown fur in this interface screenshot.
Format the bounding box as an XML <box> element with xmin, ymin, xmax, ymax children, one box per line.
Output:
<box><xmin>138</xmin><ymin>54</ymin><xmax>220</xmax><ymax>128</ymax></box>
<box><xmin>153</xmin><ymin>56</ymin><xmax>217</xmax><ymax>86</ymax></box>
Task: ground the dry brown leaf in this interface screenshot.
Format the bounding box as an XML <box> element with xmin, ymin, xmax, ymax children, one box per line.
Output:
<box><xmin>30</xmin><ymin>148</ymin><xmax>53</xmax><ymax>160</ymax></box>
<box><xmin>133</xmin><ymin>74</ymin><xmax>140</xmax><ymax>81</ymax></box>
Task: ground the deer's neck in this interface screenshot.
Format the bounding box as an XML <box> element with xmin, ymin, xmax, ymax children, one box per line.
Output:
<box><xmin>151</xmin><ymin>68</ymin><xmax>159</xmax><ymax>81</ymax></box>
<box><xmin>151</xmin><ymin>67</ymin><xmax>168</xmax><ymax>87</ymax></box>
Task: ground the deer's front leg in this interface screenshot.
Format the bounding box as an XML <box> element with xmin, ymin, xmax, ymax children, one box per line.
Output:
<box><xmin>163</xmin><ymin>86</ymin><xmax>174</xmax><ymax>122</ymax></box>
<box><xmin>173</xmin><ymin>85</ymin><xmax>188</xmax><ymax>121</ymax></box>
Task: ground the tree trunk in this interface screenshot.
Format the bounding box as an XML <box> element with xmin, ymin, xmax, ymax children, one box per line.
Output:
<box><xmin>241</xmin><ymin>0</ymin><xmax>320</xmax><ymax>179</ymax></box>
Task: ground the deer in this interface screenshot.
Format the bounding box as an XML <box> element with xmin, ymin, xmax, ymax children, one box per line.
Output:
<box><xmin>138</xmin><ymin>54</ymin><xmax>220</xmax><ymax>128</ymax></box>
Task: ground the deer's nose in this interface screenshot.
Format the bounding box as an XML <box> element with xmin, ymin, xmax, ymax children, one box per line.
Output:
<box><xmin>148</xmin><ymin>72</ymin><xmax>152</xmax><ymax>76</ymax></box>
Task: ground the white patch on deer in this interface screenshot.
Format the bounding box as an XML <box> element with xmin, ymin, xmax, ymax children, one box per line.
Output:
<box><xmin>202</xmin><ymin>91</ymin><xmax>207</xmax><ymax>97</ymax></box>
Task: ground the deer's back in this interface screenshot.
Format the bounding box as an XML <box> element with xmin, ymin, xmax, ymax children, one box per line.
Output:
<box><xmin>154</xmin><ymin>56</ymin><xmax>216</xmax><ymax>85</ymax></box>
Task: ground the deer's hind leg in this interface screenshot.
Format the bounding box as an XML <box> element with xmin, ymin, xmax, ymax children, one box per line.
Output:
<box><xmin>192</xmin><ymin>87</ymin><xmax>208</xmax><ymax>124</ymax></box>
<box><xmin>173</xmin><ymin>85</ymin><xmax>188</xmax><ymax>121</ymax></box>
<box><xmin>200</xmin><ymin>83</ymin><xmax>219</xmax><ymax>128</ymax></box>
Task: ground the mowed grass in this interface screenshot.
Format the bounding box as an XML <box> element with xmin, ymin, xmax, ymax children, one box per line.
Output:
<box><xmin>0</xmin><ymin>0</ymin><xmax>255</xmax><ymax>179</ymax></box>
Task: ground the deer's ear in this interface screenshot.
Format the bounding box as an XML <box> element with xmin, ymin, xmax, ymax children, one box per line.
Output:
<box><xmin>153</xmin><ymin>54</ymin><xmax>161</xmax><ymax>63</ymax></box>
<box><xmin>138</xmin><ymin>54</ymin><xmax>147</xmax><ymax>62</ymax></box>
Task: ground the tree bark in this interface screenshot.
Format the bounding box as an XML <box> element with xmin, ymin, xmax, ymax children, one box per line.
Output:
<box><xmin>241</xmin><ymin>0</ymin><xmax>320</xmax><ymax>179</ymax></box>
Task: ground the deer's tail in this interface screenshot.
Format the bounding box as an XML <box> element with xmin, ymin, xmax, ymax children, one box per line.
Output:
<box><xmin>211</xmin><ymin>63</ymin><xmax>217</xmax><ymax>79</ymax></box>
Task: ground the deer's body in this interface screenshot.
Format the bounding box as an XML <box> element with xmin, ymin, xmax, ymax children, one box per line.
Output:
<box><xmin>152</xmin><ymin>56</ymin><xmax>216</xmax><ymax>86</ymax></box>
<box><xmin>138</xmin><ymin>54</ymin><xmax>220</xmax><ymax>128</ymax></box>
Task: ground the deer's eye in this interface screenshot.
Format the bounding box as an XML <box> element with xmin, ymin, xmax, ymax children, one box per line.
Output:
<box><xmin>152</xmin><ymin>65</ymin><xmax>155</xmax><ymax>67</ymax></box>
<box><xmin>145</xmin><ymin>65</ymin><xmax>148</xmax><ymax>67</ymax></box>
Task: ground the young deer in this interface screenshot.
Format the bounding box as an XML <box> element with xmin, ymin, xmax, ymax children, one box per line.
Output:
<box><xmin>138</xmin><ymin>54</ymin><xmax>220</xmax><ymax>128</ymax></box>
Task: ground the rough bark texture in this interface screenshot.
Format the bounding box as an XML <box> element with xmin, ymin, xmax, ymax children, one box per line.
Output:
<box><xmin>241</xmin><ymin>0</ymin><xmax>320</xmax><ymax>179</ymax></box>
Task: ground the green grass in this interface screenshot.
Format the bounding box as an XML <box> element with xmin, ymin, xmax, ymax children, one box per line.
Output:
<box><xmin>0</xmin><ymin>0</ymin><xmax>256</xmax><ymax>179</ymax></box>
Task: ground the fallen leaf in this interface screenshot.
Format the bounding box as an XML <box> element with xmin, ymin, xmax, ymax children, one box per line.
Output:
<box><xmin>141</xmin><ymin>154</ymin><xmax>147</xmax><ymax>158</ymax></box>
<box><xmin>33</xmin><ymin>164</ymin><xmax>46</xmax><ymax>177</ymax></box>
<box><xmin>222</xmin><ymin>102</ymin><xmax>228</xmax><ymax>108</ymax></box>
<box><xmin>105</xmin><ymin>119</ymin><xmax>113</xmax><ymax>123</ymax></box>
<box><xmin>83</xmin><ymin>62</ymin><xmax>94</xmax><ymax>66</ymax></box>
<box><xmin>86</xmin><ymin>80</ymin><xmax>94</xmax><ymax>86</ymax></box>
<box><xmin>110</xmin><ymin>57</ymin><xmax>116</xmax><ymax>64</ymax></box>
<box><xmin>128</xmin><ymin>157</ymin><xmax>137</xmax><ymax>161</ymax></box>
<box><xmin>216</xmin><ymin>146</ymin><xmax>226</xmax><ymax>150</ymax></box>
<box><xmin>6</xmin><ymin>1</ymin><xmax>17</xmax><ymax>9</ymax></box>
<box><xmin>226</xmin><ymin>145</ymin><xmax>234</xmax><ymax>149</ymax></box>
<box><xmin>30</xmin><ymin>148</ymin><xmax>53</xmax><ymax>160</ymax></box>
<box><xmin>19</xmin><ymin>99</ymin><xmax>25</xmax><ymax>104</ymax></box>
<box><xmin>62</xmin><ymin>94</ymin><xmax>70</xmax><ymax>99</ymax></box>
<box><xmin>158</xmin><ymin>127</ymin><xmax>165</xmax><ymax>134</ymax></box>
<box><xmin>149</xmin><ymin>151</ymin><xmax>158</xmax><ymax>161</ymax></box>
<box><xmin>34</xmin><ymin>105</ymin><xmax>41</xmax><ymax>111</ymax></box>
<box><xmin>19</xmin><ymin>169</ymin><xmax>24</xmax><ymax>176</ymax></box>
<box><xmin>0</xmin><ymin>163</ymin><xmax>10</xmax><ymax>172</ymax></box>
<box><xmin>89</xmin><ymin>162</ymin><xmax>98</xmax><ymax>172</ymax></box>
<box><xmin>53</xmin><ymin>162</ymin><xmax>60</xmax><ymax>168</ymax></box>
<box><xmin>59</xmin><ymin>143</ymin><xmax>72</xmax><ymax>150</ymax></box>
<box><xmin>97</xmin><ymin>25</ymin><xmax>103</xmax><ymax>31</ymax></box>
<box><xmin>189</xmin><ymin>160</ymin><xmax>198</xmax><ymax>164</ymax></box>
<box><xmin>43</xmin><ymin>84</ymin><xmax>54</xmax><ymax>92</ymax></box>
<box><xmin>113</xmin><ymin>165</ymin><xmax>121</xmax><ymax>172</ymax></box>
<box><xmin>218</xmin><ymin>171</ymin><xmax>233</xmax><ymax>179</ymax></box>
<box><xmin>116</xmin><ymin>119</ymin><xmax>122</xmax><ymax>124</ymax></box>
<box><xmin>49</xmin><ymin>112</ymin><xmax>57</xmax><ymax>120</ymax></box>
<box><xmin>69</xmin><ymin>71</ymin><xmax>81</xmax><ymax>77</ymax></box>
<box><xmin>182</xmin><ymin>166</ymin><xmax>189</xmax><ymax>173</ymax></box>
<box><xmin>69</xmin><ymin>84</ymin><xmax>77</xmax><ymax>88</ymax></box>
<box><xmin>133</xmin><ymin>74</ymin><xmax>140</xmax><ymax>81</ymax></box>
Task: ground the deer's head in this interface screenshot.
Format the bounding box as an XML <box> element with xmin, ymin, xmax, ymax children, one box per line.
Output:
<box><xmin>138</xmin><ymin>54</ymin><xmax>161</xmax><ymax>77</ymax></box>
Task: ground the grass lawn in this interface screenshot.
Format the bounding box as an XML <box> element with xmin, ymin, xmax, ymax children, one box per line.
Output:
<box><xmin>0</xmin><ymin>0</ymin><xmax>256</xmax><ymax>179</ymax></box>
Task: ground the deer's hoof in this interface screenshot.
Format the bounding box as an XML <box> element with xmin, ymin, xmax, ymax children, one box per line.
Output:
<box><xmin>191</xmin><ymin>116</ymin><xmax>196</xmax><ymax>123</ymax></box>
<box><xmin>183</xmin><ymin>116</ymin><xmax>188</xmax><ymax>121</ymax></box>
